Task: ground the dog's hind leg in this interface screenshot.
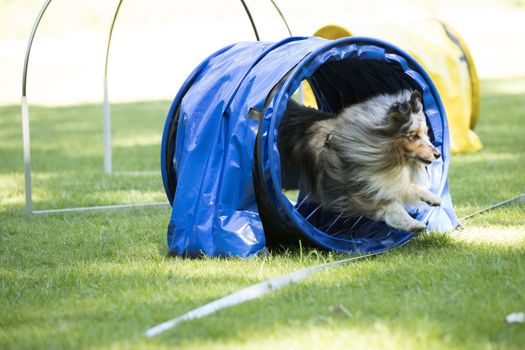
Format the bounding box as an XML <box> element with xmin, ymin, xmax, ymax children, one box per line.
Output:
<box><xmin>378</xmin><ymin>201</ymin><xmax>426</xmax><ymax>233</ymax></box>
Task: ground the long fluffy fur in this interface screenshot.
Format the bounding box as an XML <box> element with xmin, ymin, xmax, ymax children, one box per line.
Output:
<box><xmin>278</xmin><ymin>90</ymin><xmax>442</xmax><ymax>232</ymax></box>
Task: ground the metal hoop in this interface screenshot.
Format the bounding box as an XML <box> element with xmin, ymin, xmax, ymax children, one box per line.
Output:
<box><xmin>20</xmin><ymin>0</ymin><xmax>292</xmax><ymax>214</ymax></box>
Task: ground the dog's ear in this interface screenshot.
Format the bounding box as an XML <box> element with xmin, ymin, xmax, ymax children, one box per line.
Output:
<box><xmin>388</xmin><ymin>101</ymin><xmax>411</xmax><ymax>123</ymax></box>
<box><xmin>410</xmin><ymin>90</ymin><xmax>422</xmax><ymax>113</ymax></box>
<box><xmin>377</xmin><ymin>101</ymin><xmax>411</xmax><ymax>136</ymax></box>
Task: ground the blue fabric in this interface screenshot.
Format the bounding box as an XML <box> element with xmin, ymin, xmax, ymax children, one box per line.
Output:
<box><xmin>161</xmin><ymin>36</ymin><xmax>458</xmax><ymax>257</ymax></box>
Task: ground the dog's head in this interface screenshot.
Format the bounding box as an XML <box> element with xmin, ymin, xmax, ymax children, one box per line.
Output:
<box><xmin>382</xmin><ymin>91</ymin><xmax>441</xmax><ymax>165</ymax></box>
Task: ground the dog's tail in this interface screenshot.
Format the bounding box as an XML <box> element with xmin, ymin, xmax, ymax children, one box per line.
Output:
<box><xmin>277</xmin><ymin>99</ymin><xmax>335</xmax><ymax>154</ymax></box>
<box><xmin>277</xmin><ymin>99</ymin><xmax>336</xmax><ymax>190</ymax></box>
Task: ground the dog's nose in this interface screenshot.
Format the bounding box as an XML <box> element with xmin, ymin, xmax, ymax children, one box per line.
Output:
<box><xmin>433</xmin><ymin>149</ymin><xmax>441</xmax><ymax>159</ymax></box>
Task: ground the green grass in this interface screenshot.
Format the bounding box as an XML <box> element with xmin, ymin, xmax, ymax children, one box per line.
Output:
<box><xmin>1</xmin><ymin>77</ymin><xmax>524</xmax><ymax>349</ymax></box>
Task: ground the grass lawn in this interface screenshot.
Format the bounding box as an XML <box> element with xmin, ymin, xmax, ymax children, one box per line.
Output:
<box><xmin>0</xmin><ymin>77</ymin><xmax>524</xmax><ymax>349</ymax></box>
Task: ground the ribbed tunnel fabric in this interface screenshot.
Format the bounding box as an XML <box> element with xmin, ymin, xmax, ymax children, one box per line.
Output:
<box><xmin>161</xmin><ymin>36</ymin><xmax>458</xmax><ymax>258</ymax></box>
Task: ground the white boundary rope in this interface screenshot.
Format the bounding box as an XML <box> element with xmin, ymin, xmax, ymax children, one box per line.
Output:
<box><xmin>145</xmin><ymin>251</ymin><xmax>381</xmax><ymax>337</ymax></box>
<box><xmin>145</xmin><ymin>193</ymin><xmax>524</xmax><ymax>337</ymax></box>
<box><xmin>458</xmin><ymin>194</ymin><xmax>524</xmax><ymax>221</ymax></box>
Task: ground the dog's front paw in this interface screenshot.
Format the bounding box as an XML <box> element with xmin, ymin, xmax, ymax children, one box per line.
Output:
<box><xmin>422</xmin><ymin>194</ymin><xmax>441</xmax><ymax>207</ymax></box>
<box><xmin>409</xmin><ymin>221</ymin><xmax>427</xmax><ymax>233</ymax></box>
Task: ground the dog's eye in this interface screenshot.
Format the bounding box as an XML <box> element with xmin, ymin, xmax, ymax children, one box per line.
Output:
<box><xmin>408</xmin><ymin>133</ymin><xmax>419</xmax><ymax>142</ymax></box>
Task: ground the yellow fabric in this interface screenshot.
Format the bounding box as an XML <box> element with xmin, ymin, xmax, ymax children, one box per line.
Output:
<box><xmin>311</xmin><ymin>19</ymin><xmax>482</xmax><ymax>154</ymax></box>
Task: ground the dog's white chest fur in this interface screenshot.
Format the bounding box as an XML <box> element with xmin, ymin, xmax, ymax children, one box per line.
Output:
<box><xmin>374</xmin><ymin>164</ymin><xmax>430</xmax><ymax>202</ymax></box>
<box><xmin>371</xmin><ymin>166</ymin><xmax>412</xmax><ymax>203</ymax></box>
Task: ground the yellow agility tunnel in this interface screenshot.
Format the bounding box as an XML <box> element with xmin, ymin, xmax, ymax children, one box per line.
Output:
<box><xmin>309</xmin><ymin>18</ymin><xmax>482</xmax><ymax>154</ymax></box>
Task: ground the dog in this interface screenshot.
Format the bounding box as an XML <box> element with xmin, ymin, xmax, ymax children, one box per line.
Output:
<box><xmin>277</xmin><ymin>90</ymin><xmax>441</xmax><ymax>233</ymax></box>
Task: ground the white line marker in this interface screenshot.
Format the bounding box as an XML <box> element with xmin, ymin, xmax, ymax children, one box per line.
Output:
<box><xmin>145</xmin><ymin>251</ymin><xmax>380</xmax><ymax>337</ymax></box>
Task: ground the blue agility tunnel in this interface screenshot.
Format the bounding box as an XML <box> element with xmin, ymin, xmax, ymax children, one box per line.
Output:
<box><xmin>160</xmin><ymin>36</ymin><xmax>458</xmax><ymax>258</ymax></box>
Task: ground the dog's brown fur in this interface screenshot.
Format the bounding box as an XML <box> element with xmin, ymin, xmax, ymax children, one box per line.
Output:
<box><xmin>278</xmin><ymin>90</ymin><xmax>441</xmax><ymax>232</ymax></box>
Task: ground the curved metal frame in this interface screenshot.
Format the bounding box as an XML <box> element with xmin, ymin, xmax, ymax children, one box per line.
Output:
<box><xmin>20</xmin><ymin>0</ymin><xmax>292</xmax><ymax>214</ymax></box>
<box><xmin>21</xmin><ymin>0</ymin><xmax>53</xmax><ymax>214</ymax></box>
<box><xmin>239</xmin><ymin>0</ymin><xmax>260</xmax><ymax>40</ymax></box>
<box><xmin>103</xmin><ymin>0</ymin><xmax>124</xmax><ymax>174</ymax></box>
<box><xmin>269</xmin><ymin>0</ymin><xmax>292</xmax><ymax>36</ymax></box>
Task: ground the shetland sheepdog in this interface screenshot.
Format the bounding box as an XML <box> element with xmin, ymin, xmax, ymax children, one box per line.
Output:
<box><xmin>277</xmin><ymin>90</ymin><xmax>441</xmax><ymax>233</ymax></box>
